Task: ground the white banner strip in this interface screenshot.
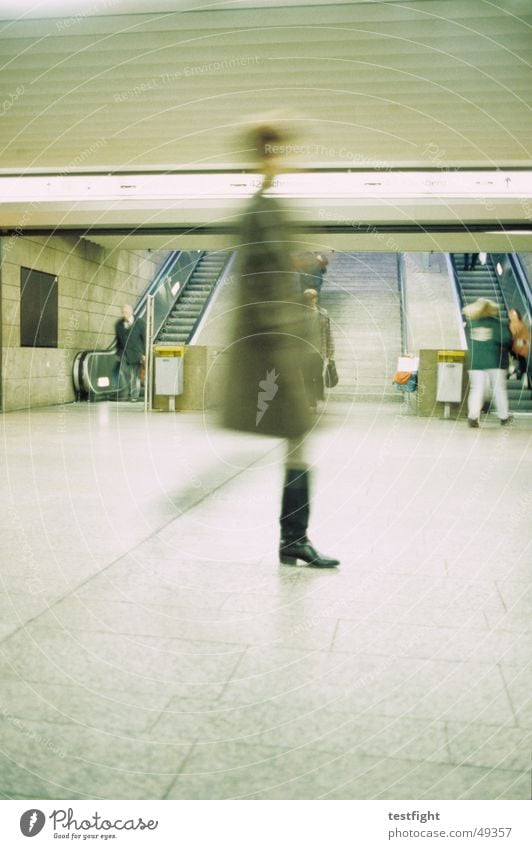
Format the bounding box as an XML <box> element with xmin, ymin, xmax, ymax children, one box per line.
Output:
<box><xmin>1</xmin><ymin>799</ymin><xmax>531</xmax><ymax>847</ymax></box>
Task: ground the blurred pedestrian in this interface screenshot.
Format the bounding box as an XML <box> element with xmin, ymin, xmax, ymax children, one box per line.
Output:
<box><xmin>508</xmin><ymin>308</ymin><xmax>531</xmax><ymax>387</ymax></box>
<box><xmin>298</xmin><ymin>251</ymin><xmax>323</xmax><ymax>294</ymax></box>
<box><xmin>463</xmin><ymin>253</ymin><xmax>480</xmax><ymax>271</ymax></box>
<box><xmin>302</xmin><ymin>288</ymin><xmax>335</xmax><ymax>409</ymax></box>
<box><xmin>221</xmin><ymin>122</ymin><xmax>339</xmax><ymax>568</ymax></box>
<box><xmin>115</xmin><ymin>304</ymin><xmax>145</xmax><ymax>402</ymax></box>
<box><xmin>316</xmin><ymin>253</ymin><xmax>329</xmax><ymax>289</ymax></box>
<box><xmin>462</xmin><ymin>298</ymin><xmax>513</xmax><ymax>427</ymax></box>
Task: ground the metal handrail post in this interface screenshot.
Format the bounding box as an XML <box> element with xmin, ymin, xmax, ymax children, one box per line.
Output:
<box><xmin>144</xmin><ymin>295</ymin><xmax>154</xmax><ymax>413</ymax></box>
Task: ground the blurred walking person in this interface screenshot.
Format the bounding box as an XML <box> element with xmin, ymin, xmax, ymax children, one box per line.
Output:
<box><xmin>221</xmin><ymin>122</ymin><xmax>339</xmax><ymax>568</ymax></box>
<box><xmin>463</xmin><ymin>253</ymin><xmax>479</xmax><ymax>271</ymax></box>
<box><xmin>508</xmin><ymin>308</ymin><xmax>531</xmax><ymax>388</ymax></box>
<box><xmin>462</xmin><ymin>298</ymin><xmax>513</xmax><ymax>428</ymax></box>
<box><xmin>115</xmin><ymin>304</ymin><xmax>145</xmax><ymax>402</ymax></box>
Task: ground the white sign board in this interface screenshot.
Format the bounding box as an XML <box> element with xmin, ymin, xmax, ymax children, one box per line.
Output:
<box><xmin>397</xmin><ymin>356</ymin><xmax>419</xmax><ymax>372</ymax></box>
<box><xmin>436</xmin><ymin>362</ymin><xmax>463</xmax><ymax>403</ymax></box>
<box><xmin>155</xmin><ymin>357</ymin><xmax>183</xmax><ymax>396</ymax></box>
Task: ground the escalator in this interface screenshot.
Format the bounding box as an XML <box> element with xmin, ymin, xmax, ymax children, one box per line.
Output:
<box><xmin>157</xmin><ymin>251</ymin><xmax>231</xmax><ymax>345</ymax></box>
<box><xmin>451</xmin><ymin>253</ymin><xmax>532</xmax><ymax>413</ymax></box>
<box><xmin>73</xmin><ymin>249</ymin><xmax>233</xmax><ymax>401</ymax></box>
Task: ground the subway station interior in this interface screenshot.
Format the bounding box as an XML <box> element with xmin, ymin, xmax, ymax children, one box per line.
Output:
<box><xmin>0</xmin><ymin>0</ymin><xmax>531</xmax><ymax>801</ymax></box>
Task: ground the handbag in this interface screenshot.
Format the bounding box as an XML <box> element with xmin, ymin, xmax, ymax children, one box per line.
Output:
<box><xmin>324</xmin><ymin>359</ymin><xmax>339</xmax><ymax>388</ymax></box>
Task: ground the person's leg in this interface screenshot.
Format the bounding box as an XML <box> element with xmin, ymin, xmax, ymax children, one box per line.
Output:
<box><xmin>307</xmin><ymin>353</ymin><xmax>323</xmax><ymax>405</ymax></box>
<box><xmin>490</xmin><ymin>368</ymin><xmax>510</xmax><ymax>421</ymax></box>
<box><xmin>470</xmin><ymin>252</ymin><xmax>479</xmax><ymax>270</ymax></box>
<box><xmin>117</xmin><ymin>359</ymin><xmax>128</xmax><ymax>399</ymax></box>
<box><xmin>314</xmin><ymin>354</ymin><xmax>325</xmax><ymax>401</ymax></box>
<box><xmin>468</xmin><ymin>370</ymin><xmax>485</xmax><ymax>423</ymax></box>
<box><xmin>122</xmin><ymin>361</ymin><xmax>135</xmax><ymax>400</ymax></box>
<box><xmin>279</xmin><ymin>438</ymin><xmax>339</xmax><ymax>567</ymax></box>
<box><xmin>130</xmin><ymin>362</ymin><xmax>140</xmax><ymax>401</ymax></box>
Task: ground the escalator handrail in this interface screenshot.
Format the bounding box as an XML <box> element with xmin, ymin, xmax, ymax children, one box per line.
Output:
<box><xmin>149</xmin><ymin>250</ymin><xmax>205</xmax><ymax>342</ymax></box>
<box><xmin>446</xmin><ymin>254</ymin><xmax>468</xmax><ymax>349</ymax></box>
<box><xmin>135</xmin><ymin>250</ymin><xmax>180</xmax><ymax>318</ymax></box>
<box><xmin>396</xmin><ymin>252</ymin><xmax>408</xmax><ymax>354</ymax></box>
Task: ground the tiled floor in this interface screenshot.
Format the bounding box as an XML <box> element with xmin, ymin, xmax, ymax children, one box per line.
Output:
<box><xmin>0</xmin><ymin>400</ymin><xmax>530</xmax><ymax>799</ymax></box>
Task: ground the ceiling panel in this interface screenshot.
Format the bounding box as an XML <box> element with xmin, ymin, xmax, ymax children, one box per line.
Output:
<box><xmin>0</xmin><ymin>0</ymin><xmax>531</xmax><ymax>171</ymax></box>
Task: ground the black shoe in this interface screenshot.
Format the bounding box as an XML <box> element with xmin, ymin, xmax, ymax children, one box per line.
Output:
<box><xmin>279</xmin><ymin>468</ymin><xmax>339</xmax><ymax>568</ymax></box>
<box><xmin>280</xmin><ymin>539</ymin><xmax>339</xmax><ymax>568</ymax></box>
<box><xmin>500</xmin><ymin>416</ymin><xmax>513</xmax><ymax>426</ymax></box>
<box><xmin>468</xmin><ymin>418</ymin><xmax>479</xmax><ymax>428</ymax></box>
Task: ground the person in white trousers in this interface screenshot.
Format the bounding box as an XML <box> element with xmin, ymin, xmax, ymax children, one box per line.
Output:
<box><xmin>462</xmin><ymin>298</ymin><xmax>513</xmax><ymax>428</ymax></box>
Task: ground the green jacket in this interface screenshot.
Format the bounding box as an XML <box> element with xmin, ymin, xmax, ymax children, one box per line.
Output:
<box><xmin>466</xmin><ymin>316</ymin><xmax>512</xmax><ymax>370</ymax></box>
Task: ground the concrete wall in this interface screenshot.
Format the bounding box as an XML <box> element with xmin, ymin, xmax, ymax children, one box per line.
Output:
<box><xmin>403</xmin><ymin>252</ymin><xmax>465</xmax><ymax>354</ymax></box>
<box><xmin>0</xmin><ymin>235</ymin><xmax>168</xmax><ymax>411</ymax></box>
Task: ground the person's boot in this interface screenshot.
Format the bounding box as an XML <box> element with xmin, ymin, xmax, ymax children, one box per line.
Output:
<box><xmin>279</xmin><ymin>468</ymin><xmax>339</xmax><ymax>568</ymax></box>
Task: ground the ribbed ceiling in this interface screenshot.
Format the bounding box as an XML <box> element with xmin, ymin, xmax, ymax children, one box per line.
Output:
<box><xmin>0</xmin><ymin>0</ymin><xmax>531</xmax><ymax>172</ymax></box>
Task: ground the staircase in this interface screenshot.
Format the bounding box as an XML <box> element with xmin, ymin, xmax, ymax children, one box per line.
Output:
<box><xmin>319</xmin><ymin>252</ymin><xmax>402</xmax><ymax>402</ymax></box>
<box><xmin>454</xmin><ymin>254</ymin><xmax>532</xmax><ymax>413</ymax></box>
<box><xmin>157</xmin><ymin>251</ymin><xmax>231</xmax><ymax>345</ymax></box>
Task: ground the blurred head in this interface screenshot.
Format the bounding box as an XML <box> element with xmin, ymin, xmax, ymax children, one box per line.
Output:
<box><xmin>509</xmin><ymin>308</ymin><xmax>522</xmax><ymax>322</ymax></box>
<box><xmin>462</xmin><ymin>298</ymin><xmax>499</xmax><ymax>320</ymax></box>
<box><xmin>121</xmin><ymin>304</ymin><xmax>133</xmax><ymax>321</ymax></box>
<box><xmin>303</xmin><ymin>288</ymin><xmax>319</xmax><ymax>307</ymax></box>
<box><xmin>242</xmin><ymin>119</ymin><xmax>298</xmax><ymax>185</ymax></box>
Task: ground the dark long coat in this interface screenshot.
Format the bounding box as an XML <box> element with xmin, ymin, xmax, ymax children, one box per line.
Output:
<box><xmin>221</xmin><ymin>190</ymin><xmax>312</xmax><ymax>438</ymax></box>
<box><xmin>115</xmin><ymin>316</ymin><xmax>145</xmax><ymax>365</ymax></box>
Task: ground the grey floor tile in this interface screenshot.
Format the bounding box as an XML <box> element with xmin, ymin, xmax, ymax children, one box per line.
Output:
<box><xmin>326</xmin><ymin>759</ymin><xmax>530</xmax><ymax>801</ymax></box>
<box><xmin>0</xmin><ymin>627</ymin><xmax>241</xmax><ymax>698</ymax></box>
<box><xmin>334</xmin><ymin>618</ymin><xmax>532</xmax><ymax>666</ymax></box>
<box><xmin>446</xmin><ymin>721</ymin><xmax>532</xmax><ymax>771</ymax></box>
<box><xmin>31</xmin><ymin>597</ymin><xmax>339</xmax><ymax>651</ymax></box>
<box><xmin>164</xmin><ymin>741</ymin><xmax>351</xmax><ymax>799</ymax></box>
<box><xmin>149</xmin><ymin>698</ymin><xmax>450</xmax><ymax>764</ymax></box>
<box><xmin>222</xmin><ymin>654</ymin><xmax>517</xmax><ymax>728</ymax></box>
<box><xmin>165</xmin><ymin>742</ymin><xmax>528</xmax><ymax>800</ymax></box>
<box><xmin>0</xmin><ymin>677</ymin><xmax>171</xmax><ymax>734</ymax></box>
<box><xmin>0</xmin><ymin>721</ymin><xmax>192</xmax><ymax>799</ymax></box>
<box><xmin>499</xmin><ymin>665</ymin><xmax>532</xmax><ymax>729</ymax></box>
